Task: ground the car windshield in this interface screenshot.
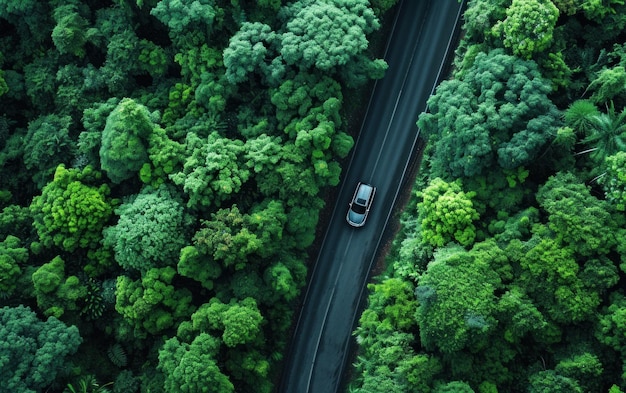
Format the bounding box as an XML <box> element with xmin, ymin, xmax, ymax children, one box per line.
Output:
<box><xmin>352</xmin><ymin>203</ymin><xmax>366</xmax><ymax>214</ymax></box>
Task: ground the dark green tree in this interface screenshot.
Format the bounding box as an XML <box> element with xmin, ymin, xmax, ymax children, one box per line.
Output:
<box><xmin>99</xmin><ymin>98</ymin><xmax>155</xmax><ymax>184</ymax></box>
<box><xmin>103</xmin><ymin>186</ymin><xmax>191</xmax><ymax>274</ymax></box>
<box><xmin>280</xmin><ymin>0</ymin><xmax>379</xmax><ymax>72</ymax></box>
<box><xmin>415</xmin><ymin>244</ymin><xmax>501</xmax><ymax>353</ymax></box>
<box><xmin>418</xmin><ymin>49</ymin><xmax>560</xmax><ymax>178</ymax></box>
<box><xmin>599</xmin><ymin>151</ymin><xmax>626</xmax><ymax>210</ymax></box>
<box><xmin>0</xmin><ymin>235</ymin><xmax>28</xmax><ymax>298</ymax></box>
<box><xmin>51</xmin><ymin>4</ymin><xmax>90</xmax><ymax>57</ymax></box>
<box><xmin>223</xmin><ymin>22</ymin><xmax>282</xmax><ymax>85</ymax></box>
<box><xmin>22</xmin><ymin>114</ymin><xmax>73</xmax><ymax>188</ymax></box>
<box><xmin>0</xmin><ymin>305</ymin><xmax>82</xmax><ymax>393</ymax></box>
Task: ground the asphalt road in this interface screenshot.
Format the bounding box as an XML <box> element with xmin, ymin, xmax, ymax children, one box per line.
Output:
<box><xmin>278</xmin><ymin>1</ymin><xmax>465</xmax><ymax>392</ymax></box>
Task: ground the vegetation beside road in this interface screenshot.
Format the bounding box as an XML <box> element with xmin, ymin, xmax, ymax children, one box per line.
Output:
<box><xmin>349</xmin><ymin>1</ymin><xmax>626</xmax><ymax>392</ymax></box>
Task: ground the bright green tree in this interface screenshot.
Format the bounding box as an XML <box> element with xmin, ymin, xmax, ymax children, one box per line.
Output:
<box><xmin>115</xmin><ymin>267</ymin><xmax>195</xmax><ymax>337</ymax></box>
<box><xmin>30</xmin><ymin>164</ymin><xmax>114</xmax><ymax>252</ymax></box>
<box><xmin>31</xmin><ymin>255</ymin><xmax>89</xmax><ymax>319</ymax></box>
<box><xmin>417</xmin><ymin>178</ymin><xmax>479</xmax><ymax>248</ymax></box>
<box><xmin>0</xmin><ymin>305</ymin><xmax>82</xmax><ymax>393</ymax></box>
<box><xmin>493</xmin><ymin>0</ymin><xmax>559</xmax><ymax>60</ymax></box>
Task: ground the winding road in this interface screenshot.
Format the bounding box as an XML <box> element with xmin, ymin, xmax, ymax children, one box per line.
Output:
<box><xmin>278</xmin><ymin>1</ymin><xmax>465</xmax><ymax>392</ymax></box>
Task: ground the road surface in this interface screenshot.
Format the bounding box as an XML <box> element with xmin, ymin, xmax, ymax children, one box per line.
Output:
<box><xmin>278</xmin><ymin>1</ymin><xmax>465</xmax><ymax>392</ymax></box>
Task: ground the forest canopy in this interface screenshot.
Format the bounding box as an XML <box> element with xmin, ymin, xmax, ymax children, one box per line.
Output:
<box><xmin>0</xmin><ymin>0</ymin><xmax>396</xmax><ymax>392</ymax></box>
<box><xmin>350</xmin><ymin>0</ymin><xmax>626</xmax><ymax>392</ymax></box>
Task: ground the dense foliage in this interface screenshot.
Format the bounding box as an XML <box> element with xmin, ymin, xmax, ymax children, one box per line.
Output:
<box><xmin>0</xmin><ymin>0</ymin><xmax>396</xmax><ymax>391</ymax></box>
<box><xmin>350</xmin><ymin>0</ymin><xmax>626</xmax><ymax>392</ymax></box>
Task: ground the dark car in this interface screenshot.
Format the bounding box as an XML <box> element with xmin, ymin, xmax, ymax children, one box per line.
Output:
<box><xmin>346</xmin><ymin>182</ymin><xmax>376</xmax><ymax>227</ymax></box>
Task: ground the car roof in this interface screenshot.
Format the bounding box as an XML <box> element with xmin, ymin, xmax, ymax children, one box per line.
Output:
<box><xmin>356</xmin><ymin>183</ymin><xmax>373</xmax><ymax>201</ymax></box>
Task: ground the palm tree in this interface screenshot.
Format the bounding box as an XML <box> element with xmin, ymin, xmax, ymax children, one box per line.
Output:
<box><xmin>570</xmin><ymin>101</ymin><xmax>626</xmax><ymax>163</ymax></box>
<box><xmin>564</xmin><ymin>99</ymin><xmax>599</xmax><ymax>136</ymax></box>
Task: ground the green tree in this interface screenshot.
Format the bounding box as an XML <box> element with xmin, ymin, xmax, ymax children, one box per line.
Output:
<box><xmin>30</xmin><ymin>164</ymin><xmax>114</xmax><ymax>252</ymax></box>
<box><xmin>158</xmin><ymin>333</ymin><xmax>234</xmax><ymax>393</ymax></box>
<box><xmin>555</xmin><ymin>351</ymin><xmax>604</xmax><ymax>393</ymax></box>
<box><xmin>223</xmin><ymin>22</ymin><xmax>282</xmax><ymax>85</ymax></box>
<box><xmin>177</xmin><ymin>245</ymin><xmax>222</xmax><ymax>290</ymax></box>
<box><xmin>564</xmin><ymin>99</ymin><xmax>600</xmax><ymax>136</ymax></box>
<box><xmin>51</xmin><ymin>4</ymin><xmax>90</xmax><ymax>57</ymax></box>
<box><xmin>0</xmin><ymin>235</ymin><xmax>28</xmax><ymax>298</ymax></box>
<box><xmin>280</xmin><ymin>0</ymin><xmax>379</xmax><ymax>71</ymax></box>
<box><xmin>151</xmin><ymin>0</ymin><xmax>222</xmax><ymax>42</ymax></box>
<box><xmin>599</xmin><ymin>151</ymin><xmax>626</xmax><ymax>210</ymax></box>
<box><xmin>497</xmin><ymin>286</ymin><xmax>549</xmax><ymax>344</ymax></box>
<box><xmin>140</xmin><ymin>125</ymin><xmax>185</xmax><ymax>187</ymax></box>
<box><xmin>518</xmin><ymin>234</ymin><xmax>601</xmax><ymax>324</ymax></box>
<box><xmin>22</xmin><ymin>114</ymin><xmax>73</xmax><ymax>188</ymax></box>
<box><xmin>247</xmin><ymin>199</ymin><xmax>288</xmax><ymax>257</ymax></box>
<box><xmin>536</xmin><ymin>172</ymin><xmax>617</xmax><ymax>257</ymax></box>
<box><xmin>78</xmin><ymin>98</ymin><xmax>121</xmax><ymax>167</ymax></box>
<box><xmin>187</xmin><ymin>297</ymin><xmax>264</xmax><ymax>347</ymax></box>
<box><xmin>115</xmin><ymin>267</ymin><xmax>195</xmax><ymax>337</ymax></box>
<box><xmin>99</xmin><ymin>98</ymin><xmax>155</xmax><ymax>184</ymax></box>
<box><xmin>31</xmin><ymin>255</ymin><xmax>89</xmax><ymax>319</ymax></box>
<box><xmin>433</xmin><ymin>381</ymin><xmax>475</xmax><ymax>393</ymax></box>
<box><xmin>417</xmin><ymin>178</ymin><xmax>479</xmax><ymax>248</ymax></box>
<box><xmin>244</xmin><ymin>134</ymin><xmax>283</xmax><ymax>175</ymax></box>
<box><xmin>579</xmin><ymin>102</ymin><xmax>626</xmax><ymax>163</ymax></box>
<box><xmin>171</xmin><ymin>131</ymin><xmax>250</xmax><ymax>209</ymax></box>
<box><xmin>527</xmin><ymin>370</ymin><xmax>582</xmax><ymax>393</ymax></box>
<box><xmin>418</xmin><ymin>49</ymin><xmax>560</xmax><ymax>178</ymax></box>
<box><xmin>0</xmin><ymin>305</ymin><xmax>82</xmax><ymax>393</ymax></box>
<box><xmin>493</xmin><ymin>0</ymin><xmax>559</xmax><ymax>60</ymax></box>
<box><xmin>596</xmin><ymin>292</ymin><xmax>626</xmax><ymax>353</ymax></box>
<box><xmin>192</xmin><ymin>205</ymin><xmax>261</xmax><ymax>270</ymax></box>
<box><xmin>461</xmin><ymin>0</ymin><xmax>508</xmax><ymax>44</ymax></box>
<box><xmin>415</xmin><ymin>244</ymin><xmax>501</xmax><ymax>353</ymax></box>
<box><xmin>104</xmin><ymin>186</ymin><xmax>191</xmax><ymax>274</ymax></box>
<box><xmin>588</xmin><ymin>66</ymin><xmax>626</xmax><ymax>104</ymax></box>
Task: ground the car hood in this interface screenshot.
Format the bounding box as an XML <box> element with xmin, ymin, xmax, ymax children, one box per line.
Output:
<box><xmin>347</xmin><ymin>210</ymin><xmax>365</xmax><ymax>225</ymax></box>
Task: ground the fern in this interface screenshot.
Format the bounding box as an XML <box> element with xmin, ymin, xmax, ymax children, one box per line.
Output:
<box><xmin>107</xmin><ymin>343</ymin><xmax>127</xmax><ymax>368</ymax></box>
